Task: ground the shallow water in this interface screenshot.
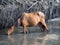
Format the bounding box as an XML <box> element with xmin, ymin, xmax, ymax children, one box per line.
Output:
<box><xmin>0</xmin><ymin>19</ymin><xmax>60</xmax><ymax>45</ymax></box>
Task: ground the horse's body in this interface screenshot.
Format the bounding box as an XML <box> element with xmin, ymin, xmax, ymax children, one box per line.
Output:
<box><xmin>18</xmin><ymin>11</ymin><xmax>48</xmax><ymax>33</ymax></box>
<box><xmin>7</xmin><ymin>11</ymin><xmax>48</xmax><ymax>35</ymax></box>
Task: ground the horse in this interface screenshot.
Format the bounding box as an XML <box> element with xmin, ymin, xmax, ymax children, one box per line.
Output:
<box><xmin>18</xmin><ymin>11</ymin><xmax>48</xmax><ymax>33</ymax></box>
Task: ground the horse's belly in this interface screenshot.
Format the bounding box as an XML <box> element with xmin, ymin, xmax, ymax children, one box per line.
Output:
<box><xmin>28</xmin><ymin>18</ymin><xmax>39</xmax><ymax>27</ymax></box>
<box><xmin>28</xmin><ymin>23</ymin><xmax>38</xmax><ymax>27</ymax></box>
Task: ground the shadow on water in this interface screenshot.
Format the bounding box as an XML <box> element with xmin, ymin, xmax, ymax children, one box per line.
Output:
<box><xmin>0</xmin><ymin>19</ymin><xmax>60</xmax><ymax>45</ymax></box>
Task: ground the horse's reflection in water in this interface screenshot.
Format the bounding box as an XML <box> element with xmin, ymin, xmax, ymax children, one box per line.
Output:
<box><xmin>7</xmin><ymin>32</ymin><xmax>48</xmax><ymax>45</ymax></box>
<box><xmin>22</xmin><ymin>34</ymin><xmax>28</xmax><ymax>45</ymax></box>
<box><xmin>8</xmin><ymin>35</ymin><xmax>15</xmax><ymax>43</ymax></box>
<box><xmin>22</xmin><ymin>33</ymin><xmax>47</xmax><ymax>45</ymax></box>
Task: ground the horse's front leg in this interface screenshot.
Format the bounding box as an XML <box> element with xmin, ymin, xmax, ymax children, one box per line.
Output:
<box><xmin>23</xmin><ymin>25</ymin><xmax>27</xmax><ymax>34</ymax></box>
<box><xmin>7</xmin><ymin>25</ymin><xmax>15</xmax><ymax>35</ymax></box>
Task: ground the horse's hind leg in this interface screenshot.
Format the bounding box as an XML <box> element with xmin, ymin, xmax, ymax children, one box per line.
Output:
<box><xmin>41</xmin><ymin>19</ymin><xmax>48</xmax><ymax>30</ymax></box>
<box><xmin>7</xmin><ymin>25</ymin><xmax>15</xmax><ymax>35</ymax></box>
<box><xmin>38</xmin><ymin>23</ymin><xmax>46</xmax><ymax>32</ymax></box>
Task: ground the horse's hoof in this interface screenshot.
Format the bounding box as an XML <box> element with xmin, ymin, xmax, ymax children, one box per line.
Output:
<box><xmin>24</xmin><ymin>32</ymin><xmax>27</xmax><ymax>34</ymax></box>
<box><xmin>41</xmin><ymin>30</ymin><xmax>45</xmax><ymax>32</ymax></box>
<box><xmin>47</xmin><ymin>29</ymin><xmax>49</xmax><ymax>31</ymax></box>
<box><xmin>46</xmin><ymin>30</ymin><xmax>50</xmax><ymax>33</ymax></box>
<box><xmin>24</xmin><ymin>31</ymin><xmax>28</xmax><ymax>34</ymax></box>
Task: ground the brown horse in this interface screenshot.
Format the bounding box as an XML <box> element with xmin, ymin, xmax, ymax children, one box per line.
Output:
<box><xmin>18</xmin><ymin>11</ymin><xmax>48</xmax><ymax>33</ymax></box>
